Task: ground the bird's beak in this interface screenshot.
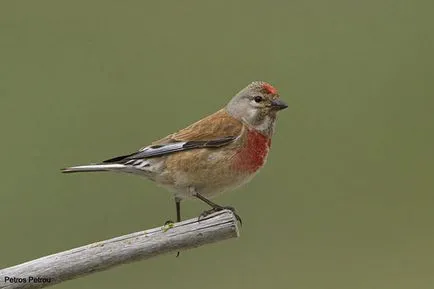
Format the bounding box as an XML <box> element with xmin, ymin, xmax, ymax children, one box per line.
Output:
<box><xmin>270</xmin><ymin>99</ymin><xmax>288</xmax><ymax>110</ymax></box>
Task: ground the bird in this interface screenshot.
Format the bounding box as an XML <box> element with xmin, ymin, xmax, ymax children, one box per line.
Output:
<box><xmin>62</xmin><ymin>81</ymin><xmax>288</xmax><ymax>225</ymax></box>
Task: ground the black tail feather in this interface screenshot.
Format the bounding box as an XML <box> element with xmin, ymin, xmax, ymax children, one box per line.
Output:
<box><xmin>102</xmin><ymin>153</ymin><xmax>134</xmax><ymax>164</ymax></box>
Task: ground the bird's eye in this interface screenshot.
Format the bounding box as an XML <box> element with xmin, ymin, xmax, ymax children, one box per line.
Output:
<box><xmin>253</xmin><ymin>96</ymin><xmax>263</xmax><ymax>103</ymax></box>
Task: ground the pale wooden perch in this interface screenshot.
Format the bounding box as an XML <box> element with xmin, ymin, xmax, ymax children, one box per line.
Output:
<box><xmin>0</xmin><ymin>210</ymin><xmax>239</xmax><ymax>289</ymax></box>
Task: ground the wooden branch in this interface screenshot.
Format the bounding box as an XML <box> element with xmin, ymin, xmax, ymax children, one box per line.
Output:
<box><xmin>0</xmin><ymin>210</ymin><xmax>239</xmax><ymax>289</ymax></box>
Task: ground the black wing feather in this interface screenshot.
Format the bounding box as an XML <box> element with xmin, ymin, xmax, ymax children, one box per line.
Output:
<box><xmin>103</xmin><ymin>136</ymin><xmax>236</xmax><ymax>164</ymax></box>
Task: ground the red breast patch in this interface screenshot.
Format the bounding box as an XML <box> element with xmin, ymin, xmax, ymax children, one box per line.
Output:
<box><xmin>233</xmin><ymin>129</ymin><xmax>271</xmax><ymax>173</ymax></box>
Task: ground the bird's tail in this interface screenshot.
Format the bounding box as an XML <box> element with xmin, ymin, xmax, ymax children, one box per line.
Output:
<box><xmin>61</xmin><ymin>163</ymin><xmax>125</xmax><ymax>174</ymax></box>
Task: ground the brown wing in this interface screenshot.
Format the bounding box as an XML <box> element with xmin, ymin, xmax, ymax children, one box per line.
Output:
<box><xmin>153</xmin><ymin>109</ymin><xmax>243</xmax><ymax>144</ymax></box>
<box><xmin>102</xmin><ymin>109</ymin><xmax>243</xmax><ymax>163</ymax></box>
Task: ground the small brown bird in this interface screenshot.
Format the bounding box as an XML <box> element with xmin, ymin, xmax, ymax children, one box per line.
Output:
<box><xmin>62</xmin><ymin>81</ymin><xmax>287</xmax><ymax>224</ymax></box>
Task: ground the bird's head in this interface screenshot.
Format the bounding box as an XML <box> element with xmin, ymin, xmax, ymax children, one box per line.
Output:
<box><xmin>226</xmin><ymin>81</ymin><xmax>288</xmax><ymax>136</ymax></box>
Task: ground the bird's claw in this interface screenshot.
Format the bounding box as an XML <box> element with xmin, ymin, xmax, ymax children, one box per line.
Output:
<box><xmin>163</xmin><ymin>220</ymin><xmax>180</xmax><ymax>257</ymax></box>
<box><xmin>162</xmin><ymin>220</ymin><xmax>175</xmax><ymax>232</ymax></box>
<box><xmin>199</xmin><ymin>206</ymin><xmax>242</xmax><ymax>226</ymax></box>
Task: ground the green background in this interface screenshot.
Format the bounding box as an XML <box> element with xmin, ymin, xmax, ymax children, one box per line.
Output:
<box><xmin>1</xmin><ymin>1</ymin><xmax>433</xmax><ymax>288</ymax></box>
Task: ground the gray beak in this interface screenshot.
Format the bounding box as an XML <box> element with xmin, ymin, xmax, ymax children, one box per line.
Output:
<box><xmin>270</xmin><ymin>99</ymin><xmax>288</xmax><ymax>110</ymax></box>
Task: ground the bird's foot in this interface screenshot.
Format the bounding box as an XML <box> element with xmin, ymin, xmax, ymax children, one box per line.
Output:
<box><xmin>162</xmin><ymin>220</ymin><xmax>180</xmax><ymax>257</ymax></box>
<box><xmin>162</xmin><ymin>220</ymin><xmax>175</xmax><ymax>232</ymax></box>
<box><xmin>199</xmin><ymin>206</ymin><xmax>242</xmax><ymax>226</ymax></box>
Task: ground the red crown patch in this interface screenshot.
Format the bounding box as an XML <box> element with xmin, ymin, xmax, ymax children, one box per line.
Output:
<box><xmin>262</xmin><ymin>83</ymin><xmax>277</xmax><ymax>94</ymax></box>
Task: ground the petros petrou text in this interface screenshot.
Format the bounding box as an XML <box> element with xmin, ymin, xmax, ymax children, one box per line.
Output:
<box><xmin>3</xmin><ymin>276</ymin><xmax>52</xmax><ymax>284</ymax></box>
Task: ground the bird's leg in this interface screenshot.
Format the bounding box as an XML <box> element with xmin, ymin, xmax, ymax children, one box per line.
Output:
<box><xmin>164</xmin><ymin>197</ymin><xmax>182</xmax><ymax>225</ymax></box>
<box><xmin>194</xmin><ymin>192</ymin><xmax>242</xmax><ymax>225</ymax></box>
<box><xmin>162</xmin><ymin>198</ymin><xmax>182</xmax><ymax>257</ymax></box>
<box><xmin>175</xmin><ymin>197</ymin><xmax>181</xmax><ymax>223</ymax></box>
<box><xmin>175</xmin><ymin>197</ymin><xmax>181</xmax><ymax>257</ymax></box>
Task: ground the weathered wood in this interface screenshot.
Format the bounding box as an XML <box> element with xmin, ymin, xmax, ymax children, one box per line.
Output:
<box><xmin>0</xmin><ymin>210</ymin><xmax>239</xmax><ymax>289</ymax></box>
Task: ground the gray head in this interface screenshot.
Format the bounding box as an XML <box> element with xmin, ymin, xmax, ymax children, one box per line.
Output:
<box><xmin>226</xmin><ymin>81</ymin><xmax>288</xmax><ymax>136</ymax></box>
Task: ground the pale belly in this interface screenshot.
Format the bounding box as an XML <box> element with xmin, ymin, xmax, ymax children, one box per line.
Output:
<box><xmin>163</xmin><ymin>176</ymin><xmax>256</xmax><ymax>199</ymax></box>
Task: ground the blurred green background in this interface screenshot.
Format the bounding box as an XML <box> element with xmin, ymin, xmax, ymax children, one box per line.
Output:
<box><xmin>1</xmin><ymin>0</ymin><xmax>433</xmax><ymax>288</ymax></box>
